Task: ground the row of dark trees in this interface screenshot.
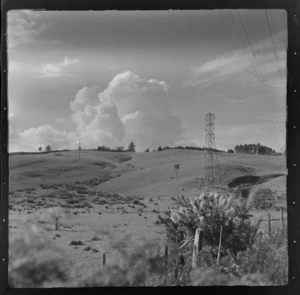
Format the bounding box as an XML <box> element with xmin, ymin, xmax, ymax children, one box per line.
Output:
<box><xmin>234</xmin><ymin>143</ymin><xmax>281</xmax><ymax>155</ymax></box>
<box><xmin>37</xmin><ymin>142</ymin><xmax>281</xmax><ymax>156</ymax></box>
<box><xmin>97</xmin><ymin>141</ymin><xmax>136</xmax><ymax>152</ymax></box>
<box><xmin>37</xmin><ymin>142</ymin><xmax>137</xmax><ymax>153</ymax></box>
<box><xmin>145</xmin><ymin>146</ymin><xmax>226</xmax><ymax>153</ymax></box>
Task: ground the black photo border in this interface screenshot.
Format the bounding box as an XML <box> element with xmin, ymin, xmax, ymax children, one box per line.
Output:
<box><xmin>1</xmin><ymin>0</ymin><xmax>299</xmax><ymax>295</ymax></box>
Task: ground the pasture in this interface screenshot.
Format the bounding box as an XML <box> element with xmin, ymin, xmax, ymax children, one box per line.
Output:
<box><xmin>8</xmin><ymin>149</ymin><xmax>287</xmax><ymax>285</ymax></box>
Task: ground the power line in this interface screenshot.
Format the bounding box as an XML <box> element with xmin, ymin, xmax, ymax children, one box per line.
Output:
<box><xmin>228</xmin><ymin>10</ymin><xmax>282</xmax><ymax>137</ymax></box>
<box><xmin>228</xmin><ymin>10</ymin><xmax>285</xmax><ymax>142</ymax></box>
<box><xmin>244</xmin><ymin>10</ymin><xmax>285</xmax><ymax>135</ymax></box>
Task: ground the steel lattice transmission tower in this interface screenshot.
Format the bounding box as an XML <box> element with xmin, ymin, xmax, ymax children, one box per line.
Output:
<box><xmin>199</xmin><ymin>113</ymin><xmax>221</xmax><ymax>188</ymax></box>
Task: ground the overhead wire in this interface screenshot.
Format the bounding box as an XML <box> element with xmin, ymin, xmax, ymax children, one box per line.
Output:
<box><xmin>224</xmin><ymin>10</ymin><xmax>279</xmax><ymax>135</ymax></box>
<box><xmin>234</xmin><ymin>10</ymin><xmax>285</xmax><ymax>143</ymax></box>
<box><xmin>264</xmin><ymin>10</ymin><xmax>287</xmax><ymax>135</ymax></box>
<box><xmin>251</xmin><ymin>11</ymin><xmax>285</xmax><ymax>105</ymax></box>
<box><xmin>229</xmin><ymin>9</ymin><xmax>284</xmax><ymax>139</ymax></box>
<box><xmin>265</xmin><ymin>10</ymin><xmax>286</xmax><ymax>83</ymax></box>
<box><xmin>221</xmin><ymin>10</ymin><xmax>284</xmax><ymax>150</ymax></box>
<box><xmin>245</xmin><ymin>10</ymin><xmax>285</xmax><ymax>133</ymax></box>
<box><xmin>251</xmin><ymin>10</ymin><xmax>286</xmax><ymax>140</ymax></box>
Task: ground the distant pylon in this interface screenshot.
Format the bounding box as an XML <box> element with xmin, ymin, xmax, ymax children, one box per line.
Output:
<box><xmin>199</xmin><ymin>113</ymin><xmax>221</xmax><ymax>188</ymax></box>
<box><xmin>78</xmin><ymin>138</ymin><xmax>81</xmax><ymax>159</ymax></box>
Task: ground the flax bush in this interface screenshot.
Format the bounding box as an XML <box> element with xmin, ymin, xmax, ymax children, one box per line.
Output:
<box><xmin>158</xmin><ymin>191</ymin><xmax>261</xmax><ymax>255</ymax></box>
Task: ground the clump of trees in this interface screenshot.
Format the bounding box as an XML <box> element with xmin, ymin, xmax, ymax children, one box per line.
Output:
<box><xmin>127</xmin><ymin>141</ymin><xmax>136</xmax><ymax>152</ymax></box>
<box><xmin>97</xmin><ymin>141</ymin><xmax>136</xmax><ymax>152</ymax></box>
<box><xmin>234</xmin><ymin>143</ymin><xmax>280</xmax><ymax>155</ymax></box>
<box><xmin>154</xmin><ymin>146</ymin><xmax>225</xmax><ymax>152</ymax></box>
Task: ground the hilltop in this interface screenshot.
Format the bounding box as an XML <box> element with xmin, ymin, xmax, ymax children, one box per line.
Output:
<box><xmin>9</xmin><ymin>149</ymin><xmax>286</xmax><ymax>198</ymax></box>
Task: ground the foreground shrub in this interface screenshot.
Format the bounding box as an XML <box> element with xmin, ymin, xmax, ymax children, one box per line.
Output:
<box><xmin>218</xmin><ymin>228</ymin><xmax>288</xmax><ymax>285</ymax></box>
<box><xmin>78</xmin><ymin>235</ymin><xmax>166</xmax><ymax>287</ymax></box>
<box><xmin>8</xmin><ymin>223</ymin><xmax>287</xmax><ymax>287</ymax></box>
<box><xmin>158</xmin><ymin>192</ymin><xmax>261</xmax><ymax>255</ymax></box>
<box><xmin>9</xmin><ymin>224</ymin><xmax>71</xmax><ymax>287</ymax></box>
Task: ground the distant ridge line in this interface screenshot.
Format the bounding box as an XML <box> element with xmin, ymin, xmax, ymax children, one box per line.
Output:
<box><xmin>9</xmin><ymin>149</ymin><xmax>70</xmax><ymax>156</ymax></box>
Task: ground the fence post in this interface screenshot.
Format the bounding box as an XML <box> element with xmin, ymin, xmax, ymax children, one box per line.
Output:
<box><xmin>102</xmin><ymin>252</ymin><xmax>106</xmax><ymax>266</ymax></box>
<box><xmin>199</xmin><ymin>229</ymin><xmax>204</xmax><ymax>251</ymax></box>
<box><xmin>268</xmin><ymin>212</ymin><xmax>272</xmax><ymax>238</ymax></box>
<box><xmin>217</xmin><ymin>226</ymin><xmax>223</xmax><ymax>265</ymax></box>
<box><xmin>164</xmin><ymin>245</ymin><xmax>169</xmax><ymax>261</ymax></box>
<box><xmin>280</xmin><ymin>208</ymin><xmax>284</xmax><ymax>233</ymax></box>
<box><xmin>163</xmin><ymin>244</ymin><xmax>169</xmax><ymax>273</ymax></box>
<box><xmin>192</xmin><ymin>228</ymin><xmax>201</xmax><ymax>269</ymax></box>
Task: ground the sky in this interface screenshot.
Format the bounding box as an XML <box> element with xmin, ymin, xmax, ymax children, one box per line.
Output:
<box><xmin>7</xmin><ymin>10</ymin><xmax>287</xmax><ymax>152</ymax></box>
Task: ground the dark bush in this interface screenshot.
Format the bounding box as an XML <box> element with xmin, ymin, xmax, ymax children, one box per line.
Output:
<box><xmin>158</xmin><ymin>192</ymin><xmax>261</xmax><ymax>255</ymax></box>
<box><xmin>69</xmin><ymin>240</ymin><xmax>85</xmax><ymax>246</ymax></box>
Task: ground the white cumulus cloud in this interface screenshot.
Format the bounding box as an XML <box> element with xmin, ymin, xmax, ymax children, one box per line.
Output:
<box><xmin>13</xmin><ymin>125</ymin><xmax>77</xmax><ymax>152</ymax></box>
<box><xmin>70</xmin><ymin>71</ymin><xmax>183</xmax><ymax>151</ymax></box>
<box><xmin>11</xmin><ymin>71</ymin><xmax>183</xmax><ymax>152</ymax></box>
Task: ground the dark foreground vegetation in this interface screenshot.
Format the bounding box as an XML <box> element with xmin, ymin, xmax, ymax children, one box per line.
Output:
<box><xmin>9</xmin><ymin>191</ymin><xmax>287</xmax><ymax>287</ymax></box>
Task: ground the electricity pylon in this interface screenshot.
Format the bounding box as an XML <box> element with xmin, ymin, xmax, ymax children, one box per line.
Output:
<box><xmin>78</xmin><ymin>138</ymin><xmax>81</xmax><ymax>159</ymax></box>
<box><xmin>199</xmin><ymin>113</ymin><xmax>221</xmax><ymax>188</ymax></box>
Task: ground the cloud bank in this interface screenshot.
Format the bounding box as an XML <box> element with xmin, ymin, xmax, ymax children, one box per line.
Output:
<box><xmin>10</xmin><ymin>72</ymin><xmax>183</xmax><ymax>152</ymax></box>
<box><xmin>39</xmin><ymin>57</ymin><xmax>80</xmax><ymax>78</ymax></box>
<box><xmin>9</xmin><ymin>57</ymin><xmax>80</xmax><ymax>78</ymax></box>
<box><xmin>7</xmin><ymin>10</ymin><xmax>45</xmax><ymax>49</ymax></box>
<box><xmin>185</xmin><ymin>30</ymin><xmax>287</xmax><ymax>91</ymax></box>
<box><xmin>9</xmin><ymin>124</ymin><xmax>78</xmax><ymax>152</ymax></box>
<box><xmin>71</xmin><ymin>71</ymin><xmax>183</xmax><ymax>151</ymax></box>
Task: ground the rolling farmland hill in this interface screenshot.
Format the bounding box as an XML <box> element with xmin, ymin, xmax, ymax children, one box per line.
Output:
<box><xmin>8</xmin><ymin>149</ymin><xmax>287</xmax><ymax>285</ymax></box>
<box><xmin>9</xmin><ymin>149</ymin><xmax>286</xmax><ymax>197</ymax></box>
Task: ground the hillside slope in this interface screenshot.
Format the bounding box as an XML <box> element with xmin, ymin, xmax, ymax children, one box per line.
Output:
<box><xmin>9</xmin><ymin>149</ymin><xmax>286</xmax><ymax>198</ymax></box>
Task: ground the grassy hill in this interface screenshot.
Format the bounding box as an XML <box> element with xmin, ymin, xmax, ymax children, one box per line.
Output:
<box><xmin>8</xmin><ymin>149</ymin><xmax>287</xmax><ymax>286</ymax></box>
<box><xmin>9</xmin><ymin>149</ymin><xmax>286</xmax><ymax>197</ymax></box>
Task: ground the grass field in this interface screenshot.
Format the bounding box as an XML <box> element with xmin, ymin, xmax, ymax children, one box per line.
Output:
<box><xmin>8</xmin><ymin>149</ymin><xmax>287</xmax><ymax>285</ymax></box>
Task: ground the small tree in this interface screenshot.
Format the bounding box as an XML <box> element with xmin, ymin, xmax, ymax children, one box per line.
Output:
<box><xmin>227</xmin><ymin>149</ymin><xmax>234</xmax><ymax>153</ymax></box>
<box><xmin>145</xmin><ymin>148</ymin><xmax>150</xmax><ymax>152</ymax></box>
<box><xmin>48</xmin><ymin>207</ymin><xmax>65</xmax><ymax>231</ymax></box>
<box><xmin>127</xmin><ymin>141</ymin><xmax>136</xmax><ymax>152</ymax></box>
<box><xmin>157</xmin><ymin>146</ymin><xmax>162</xmax><ymax>152</ymax></box>
<box><xmin>38</xmin><ymin>146</ymin><xmax>42</xmax><ymax>152</ymax></box>
<box><xmin>46</xmin><ymin>145</ymin><xmax>51</xmax><ymax>152</ymax></box>
<box><xmin>97</xmin><ymin>145</ymin><xmax>107</xmax><ymax>151</ymax></box>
